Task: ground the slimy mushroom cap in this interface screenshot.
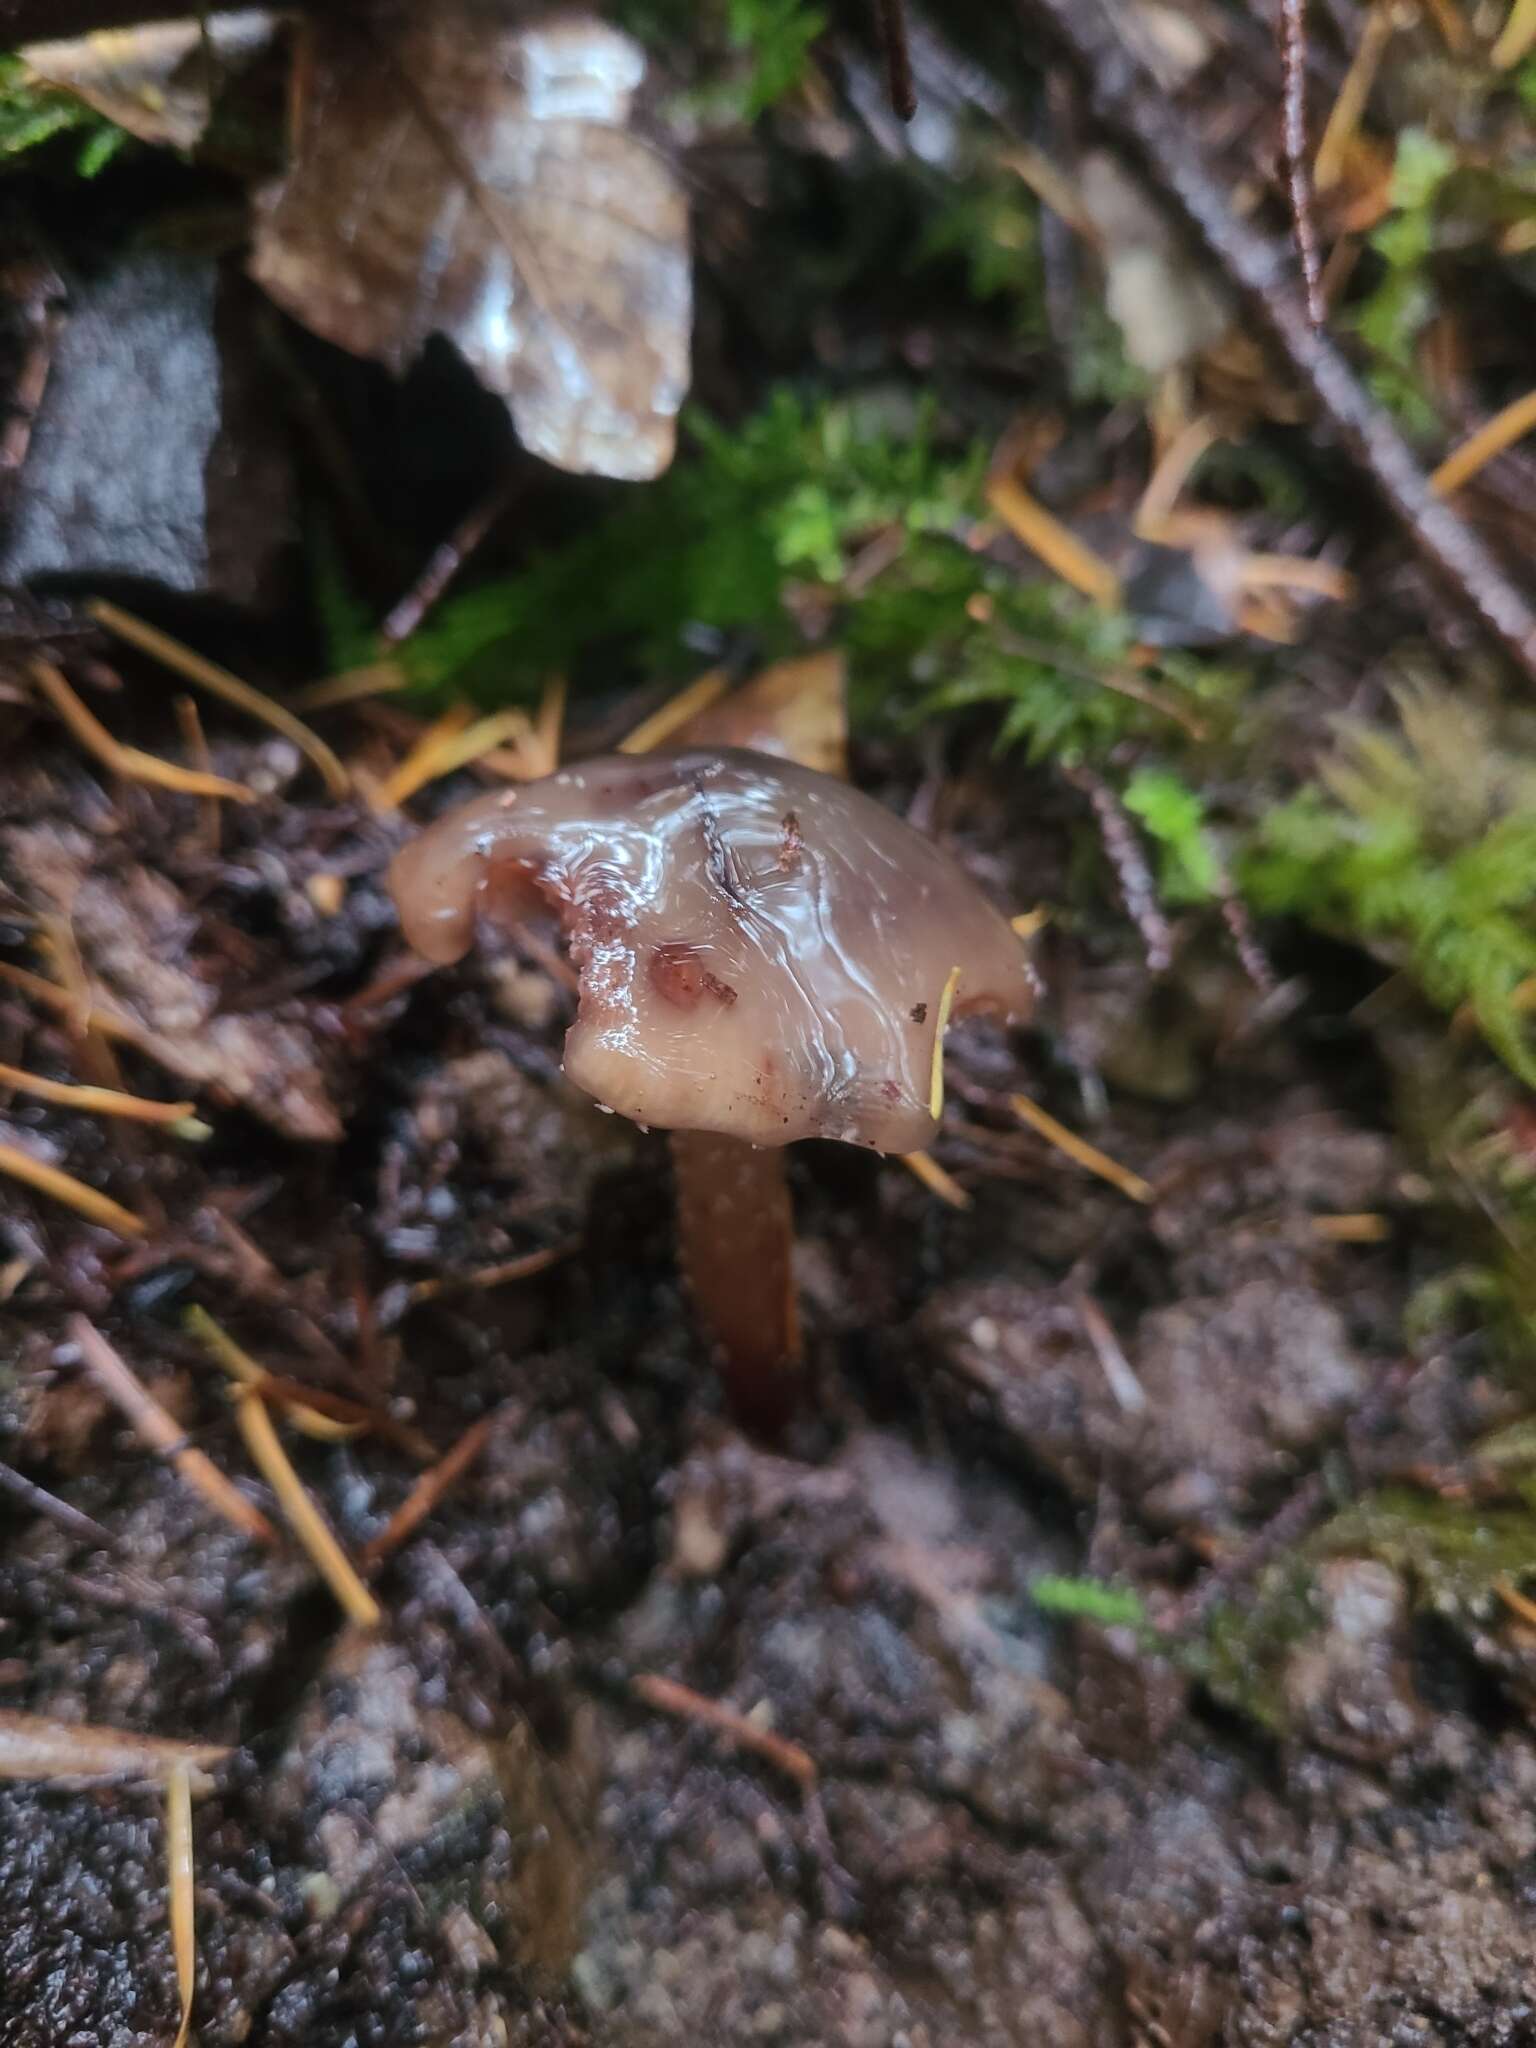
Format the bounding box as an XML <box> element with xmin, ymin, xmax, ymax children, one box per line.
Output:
<box><xmin>389</xmin><ymin>748</ymin><xmax>1032</xmax><ymax>1152</ymax></box>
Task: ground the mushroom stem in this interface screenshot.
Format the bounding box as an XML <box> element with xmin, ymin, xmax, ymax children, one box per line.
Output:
<box><xmin>669</xmin><ymin>1130</ymin><xmax>801</xmax><ymax>1431</ymax></box>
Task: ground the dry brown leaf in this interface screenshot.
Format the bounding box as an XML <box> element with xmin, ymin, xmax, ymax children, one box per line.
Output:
<box><xmin>21</xmin><ymin>11</ymin><xmax>274</xmax><ymax>153</ymax></box>
<box><xmin>250</xmin><ymin>8</ymin><xmax>690</xmax><ymax>481</ymax></box>
<box><xmin>672</xmin><ymin>653</ymin><xmax>849</xmax><ymax>777</ymax></box>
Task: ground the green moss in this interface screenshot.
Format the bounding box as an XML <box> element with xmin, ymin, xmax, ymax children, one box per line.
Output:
<box><xmin>1198</xmin><ymin>1560</ymin><xmax>1320</xmax><ymax>1732</ymax></box>
<box><xmin>0</xmin><ymin>56</ymin><xmax>131</xmax><ymax>176</ymax></box>
<box><xmin>1319</xmin><ymin>1489</ymin><xmax>1536</xmax><ymax>1617</ymax></box>
<box><xmin>610</xmin><ymin>0</ymin><xmax>824</xmax><ymax>119</ymax></box>
<box><xmin>1123</xmin><ymin>769</ymin><xmax>1222</xmax><ymax>906</ymax></box>
<box><xmin>1244</xmin><ymin>682</ymin><xmax>1536</xmax><ymax>1086</ymax></box>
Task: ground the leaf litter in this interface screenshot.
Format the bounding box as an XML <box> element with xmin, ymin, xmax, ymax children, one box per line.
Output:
<box><xmin>6</xmin><ymin>0</ymin><xmax>1536</xmax><ymax>2038</ymax></box>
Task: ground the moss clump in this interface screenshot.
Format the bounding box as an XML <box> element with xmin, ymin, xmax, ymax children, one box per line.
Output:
<box><xmin>1245</xmin><ymin>681</ymin><xmax>1536</xmax><ymax>1086</ymax></box>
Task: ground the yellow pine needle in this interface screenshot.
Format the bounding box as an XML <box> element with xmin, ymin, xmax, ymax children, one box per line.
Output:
<box><xmin>998</xmin><ymin>141</ymin><xmax>1099</xmax><ymax>240</ymax></box>
<box><xmin>618</xmin><ymin>667</ymin><xmax>731</xmax><ymax>753</ymax></box>
<box><xmin>167</xmin><ymin>1763</ymin><xmax>195</xmax><ymax>2048</ymax></box>
<box><xmin>1315</xmin><ymin>3</ymin><xmax>1396</xmax><ymax>191</ymax></box>
<box><xmin>1008</xmin><ymin>1093</ymin><xmax>1153</xmax><ymax>1204</ymax></box>
<box><xmin>89</xmin><ymin>598</ymin><xmax>350</xmax><ymax>798</ymax></box>
<box><xmin>984</xmin><ymin>474</ymin><xmax>1121</xmax><ymax>609</ymax></box>
<box><xmin>928</xmin><ymin>966</ymin><xmax>962</xmax><ymax>1122</ymax></box>
<box><xmin>1429</xmin><ymin>388</ymin><xmax>1536</xmax><ymax>500</ymax></box>
<box><xmin>185</xmin><ymin>1305</ymin><xmax>365</xmax><ymax>1443</ymax></box>
<box><xmin>1235</xmin><ymin>555</ymin><xmax>1356</xmax><ymax>600</ymax></box>
<box><xmin>232</xmin><ymin>1388</ymin><xmax>381</xmax><ymax>1628</ymax></box>
<box><xmin>294</xmin><ymin>660</ymin><xmax>409</xmax><ymax>711</ymax></box>
<box><xmin>375</xmin><ymin>706</ymin><xmax>539</xmax><ymax>809</ymax></box>
<box><xmin>901</xmin><ymin>1149</ymin><xmax>973</xmax><ymax>1210</ymax></box>
<box><xmin>69</xmin><ymin>1314</ymin><xmax>278</xmax><ymax>1545</ymax></box>
<box><xmin>0</xmin><ymin>1060</ymin><xmax>193</xmax><ymax>1124</ymax></box>
<box><xmin>1312</xmin><ymin>1212</ymin><xmax>1391</xmax><ymax>1243</ymax></box>
<box><xmin>29</xmin><ymin>659</ymin><xmax>255</xmax><ymax>803</ymax></box>
<box><xmin>1491</xmin><ymin>0</ymin><xmax>1536</xmax><ymax>65</ymax></box>
<box><xmin>0</xmin><ymin>1139</ymin><xmax>145</xmax><ymax>1236</ymax></box>
<box><xmin>533</xmin><ymin>674</ymin><xmax>567</xmax><ymax>773</ymax></box>
<box><xmin>1133</xmin><ymin>414</ymin><xmax>1220</xmax><ymax>540</ymax></box>
<box><xmin>1494</xmin><ymin>1576</ymin><xmax>1536</xmax><ymax>1628</ymax></box>
<box><xmin>0</xmin><ymin>960</ymin><xmax>135</xmax><ymax>1043</ymax></box>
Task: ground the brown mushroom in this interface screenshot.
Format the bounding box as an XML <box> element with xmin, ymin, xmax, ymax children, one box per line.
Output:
<box><xmin>389</xmin><ymin>748</ymin><xmax>1032</xmax><ymax>1424</ymax></box>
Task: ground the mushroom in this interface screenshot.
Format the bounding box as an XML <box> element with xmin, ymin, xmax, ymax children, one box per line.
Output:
<box><xmin>389</xmin><ymin>748</ymin><xmax>1033</xmax><ymax>1425</ymax></box>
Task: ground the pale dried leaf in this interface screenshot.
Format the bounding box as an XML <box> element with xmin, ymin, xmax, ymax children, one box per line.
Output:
<box><xmin>250</xmin><ymin>8</ymin><xmax>691</xmax><ymax>481</ymax></box>
<box><xmin>22</xmin><ymin>12</ymin><xmax>275</xmax><ymax>153</ymax></box>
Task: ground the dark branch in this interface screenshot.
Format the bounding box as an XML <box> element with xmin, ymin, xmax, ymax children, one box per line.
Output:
<box><xmin>1015</xmin><ymin>0</ymin><xmax>1536</xmax><ymax>689</ymax></box>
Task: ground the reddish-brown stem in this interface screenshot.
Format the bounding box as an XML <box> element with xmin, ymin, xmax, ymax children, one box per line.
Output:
<box><xmin>1279</xmin><ymin>0</ymin><xmax>1324</xmax><ymax>327</ymax></box>
<box><xmin>669</xmin><ymin>1131</ymin><xmax>802</xmax><ymax>1431</ymax></box>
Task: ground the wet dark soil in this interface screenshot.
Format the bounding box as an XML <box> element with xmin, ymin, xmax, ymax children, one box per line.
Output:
<box><xmin>3</xmin><ymin>716</ymin><xmax>1536</xmax><ymax>2048</ymax></box>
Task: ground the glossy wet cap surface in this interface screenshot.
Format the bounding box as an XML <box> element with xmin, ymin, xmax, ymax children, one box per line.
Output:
<box><xmin>389</xmin><ymin>749</ymin><xmax>1033</xmax><ymax>1150</ymax></box>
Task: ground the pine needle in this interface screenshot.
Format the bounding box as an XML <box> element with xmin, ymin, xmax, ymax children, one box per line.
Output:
<box><xmin>374</xmin><ymin>705</ymin><xmax>537</xmax><ymax>809</ymax></box>
<box><xmin>69</xmin><ymin>1315</ymin><xmax>277</xmax><ymax>1545</ymax></box>
<box><xmin>185</xmin><ymin>1305</ymin><xmax>367</xmax><ymax>1443</ymax></box>
<box><xmin>0</xmin><ymin>1059</ymin><xmax>193</xmax><ymax>1125</ymax></box>
<box><xmin>294</xmin><ymin>660</ymin><xmax>409</xmax><ymax>711</ymax></box>
<box><xmin>0</xmin><ymin>1139</ymin><xmax>146</xmax><ymax>1236</ymax></box>
<box><xmin>631</xmin><ymin>1672</ymin><xmax>817</xmax><ymax>1790</ymax></box>
<box><xmin>0</xmin><ymin>960</ymin><xmax>135</xmax><ymax>1042</ymax></box>
<box><xmin>88</xmin><ymin>598</ymin><xmax>350</xmax><ymax>798</ymax></box>
<box><xmin>928</xmin><ymin>966</ymin><xmax>962</xmax><ymax>1122</ymax></box>
<box><xmin>167</xmin><ymin>1763</ymin><xmax>195</xmax><ymax>2048</ymax></box>
<box><xmin>1312</xmin><ymin>1211</ymin><xmax>1391</xmax><ymax>1242</ymax></box>
<box><xmin>533</xmin><ymin>673</ymin><xmax>567</xmax><ymax>772</ymax></box>
<box><xmin>984</xmin><ymin>474</ymin><xmax>1121</xmax><ymax>608</ymax></box>
<box><xmin>1491</xmin><ymin>0</ymin><xmax>1536</xmax><ymax>67</ymax></box>
<box><xmin>1494</xmin><ymin>1575</ymin><xmax>1536</xmax><ymax>1627</ymax></box>
<box><xmin>359</xmin><ymin>1407</ymin><xmax>510</xmax><ymax>1569</ymax></box>
<box><xmin>232</xmin><ymin>1388</ymin><xmax>381</xmax><ymax>1627</ymax></box>
<box><xmin>618</xmin><ymin>668</ymin><xmax>731</xmax><ymax>754</ymax></box>
<box><xmin>0</xmin><ymin>1711</ymin><xmax>228</xmax><ymax>1788</ymax></box>
<box><xmin>29</xmin><ymin>658</ymin><xmax>256</xmax><ymax>803</ymax></box>
<box><xmin>1430</xmin><ymin>388</ymin><xmax>1536</xmax><ymax>500</ymax></box>
<box><xmin>1008</xmin><ymin>1093</ymin><xmax>1153</xmax><ymax>1203</ymax></box>
<box><xmin>901</xmin><ymin>1149</ymin><xmax>972</xmax><ymax>1210</ymax></box>
<box><xmin>1314</xmin><ymin>4</ymin><xmax>1395</xmax><ymax>191</ymax></box>
<box><xmin>409</xmin><ymin>1242</ymin><xmax>575</xmax><ymax>1302</ymax></box>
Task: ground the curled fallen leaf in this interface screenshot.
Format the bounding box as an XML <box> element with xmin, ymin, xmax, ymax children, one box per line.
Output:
<box><xmin>250</xmin><ymin>6</ymin><xmax>691</xmax><ymax>481</ymax></box>
<box><xmin>20</xmin><ymin>12</ymin><xmax>275</xmax><ymax>153</ymax></box>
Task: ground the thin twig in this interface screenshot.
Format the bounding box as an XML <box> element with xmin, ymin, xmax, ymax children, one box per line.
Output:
<box><xmin>0</xmin><ymin>1460</ymin><xmax>117</xmax><ymax>1548</ymax></box>
<box><xmin>631</xmin><ymin>1672</ymin><xmax>817</xmax><ymax>1790</ymax></box>
<box><xmin>69</xmin><ymin>1315</ymin><xmax>277</xmax><ymax>1546</ymax></box>
<box><xmin>874</xmin><ymin>0</ymin><xmax>917</xmax><ymax>120</ymax></box>
<box><xmin>1017</xmin><ymin>0</ymin><xmax>1536</xmax><ymax>684</ymax></box>
<box><xmin>1279</xmin><ymin>0</ymin><xmax>1324</xmax><ymax>326</ymax></box>
<box><xmin>1064</xmin><ymin>762</ymin><xmax>1173</xmax><ymax>974</ymax></box>
<box><xmin>381</xmin><ymin>473</ymin><xmax>521</xmax><ymax>643</ymax></box>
